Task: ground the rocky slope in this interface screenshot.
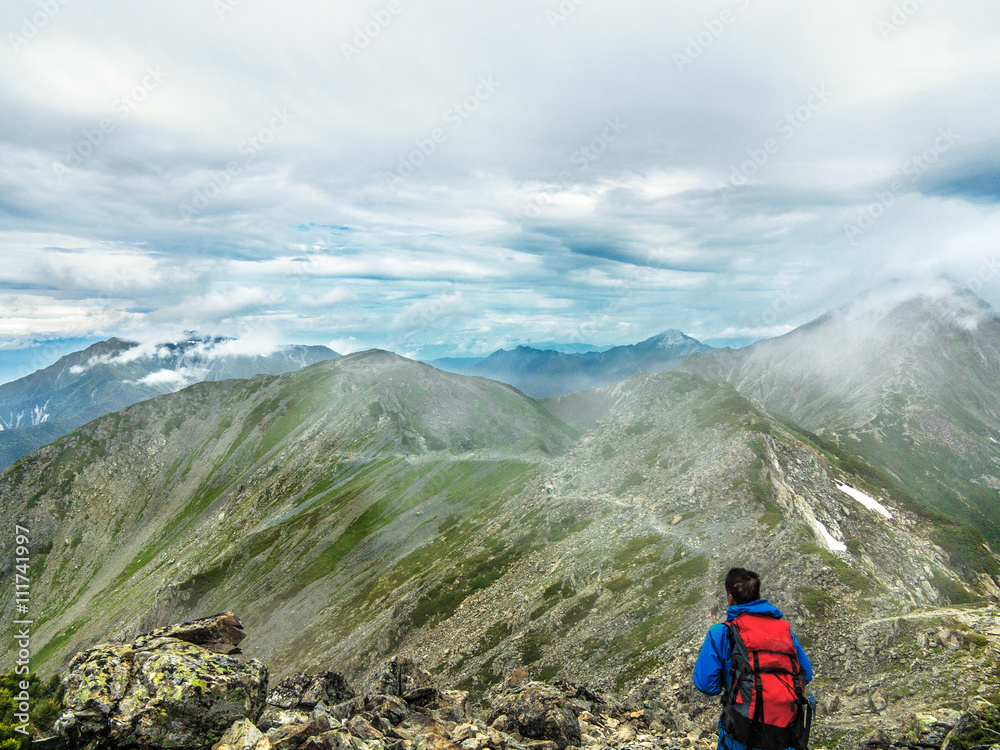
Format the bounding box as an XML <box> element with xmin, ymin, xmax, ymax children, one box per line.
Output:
<box><xmin>3</xmin><ymin>347</ymin><xmax>997</xmax><ymax>750</ymax></box>
<box><xmin>679</xmin><ymin>281</ymin><xmax>1000</xmax><ymax>550</ymax></box>
<box><xmin>0</xmin><ymin>336</ymin><xmax>339</xmax><ymax>471</ymax></box>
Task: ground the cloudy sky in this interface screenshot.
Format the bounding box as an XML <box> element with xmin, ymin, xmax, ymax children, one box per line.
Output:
<box><xmin>1</xmin><ymin>0</ymin><xmax>998</xmax><ymax>382</ymax></box>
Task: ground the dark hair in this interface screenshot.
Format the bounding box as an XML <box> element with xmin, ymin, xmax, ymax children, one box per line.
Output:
<box><xmin>725</xmin><ymin>567</ymin><xmax>761</xmax><ymax>604</ymax></box>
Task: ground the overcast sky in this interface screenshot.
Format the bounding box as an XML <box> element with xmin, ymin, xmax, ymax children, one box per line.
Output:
<box><xmin>1</xmin><ymin>0</ymin><xmax>999</xmax><ymax>382</ymax></box>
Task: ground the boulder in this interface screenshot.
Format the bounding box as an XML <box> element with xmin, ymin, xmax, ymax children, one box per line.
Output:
<box><xmin>266</xmin><ymin>716</ymin><xmax>334</xmax><ymax>750</ymax></box>
<box><xmin>378</xmin><ymin>657</ymin><xmax>441</xmax><ymax>707</ymax></box>
<box><xmin>488</xmin><ymin>681</ymin><xmax>582</xmax><ymax>750</ymax></box>
<box><xmin>56</xmin><ymin>614</ymin><xmax>268</xmax><ymax>750</ymax></box>
<box><xmin>146</xmin><ymin>611</ymin><xmax>248</xmax><ymax>654</ymax></box>
<box><xmin>942</xmin><ymin>700</ymin><xmax>1000</xmax><ymax>750</ymax></box>
<box><xmin>268</xmin><ymin>672</ymin><xmax>356</xmax><ymax>710</ymax></box>
<box><xmin>435</xmin><ymin>690</ymin><xmax>471</xmax><ymax>723</ymax></box>
<box><xmin>213</xmin><ymin>718</ymin><xmax>265</xmax><ymax>750</ymax></box>
<box><xmin>332</xmin><ymin>694</ymin><xmax>410</xmax><ymax>726</ymax></box>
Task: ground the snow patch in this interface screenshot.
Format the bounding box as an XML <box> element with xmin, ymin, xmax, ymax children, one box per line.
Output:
<box><xmin>837</xmin><ymin>483</ymin><xmax>892</xmax><ymax>519</ymax></box>
<box><xmin>815</xmin><ymin>520</ymin><xmax>847</xmax><ymax>552</ymax></box>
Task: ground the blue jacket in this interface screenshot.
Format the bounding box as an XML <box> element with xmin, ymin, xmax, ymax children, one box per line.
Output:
<box><xmin>692</xmin><ymin>600</ymin><xmax>813</xmax><ymax>750</ymax></box>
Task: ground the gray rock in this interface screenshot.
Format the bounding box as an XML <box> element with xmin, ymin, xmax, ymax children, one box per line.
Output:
<box><xmin>143</xmin><ymin>611</ymin><xmax>249</xmax><ymax>655</ymax></box>
<box><xmin>488</xmin><ymin>681</ymin><xmax>582</xmax><ymax>750</ymax></box>
<box><xmin>213</xmin><ymin>718</ymin><xmax>265</xmax><ymax>750</ymax></box>
<box><xmin>378</xmin><ymin>657</ymin><xmax>441</xmax><ymax>707</ymax></box>
<box><xmin>268</xmin><ymin>672</ymin><xmax>356</xmax><ymax>710</ymax></box>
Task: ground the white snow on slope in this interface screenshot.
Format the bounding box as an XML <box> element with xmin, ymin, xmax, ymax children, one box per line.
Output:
<box><xmin>837</xmin><ymin>483</ymin><xmax>892</xmax><ymax>519</ymax></box>
<box><xmin>815</xmin><ymin>520</ymin><xmax>847</xmax><ymax>552</ymax></box>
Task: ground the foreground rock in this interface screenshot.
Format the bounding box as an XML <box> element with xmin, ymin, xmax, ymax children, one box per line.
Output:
<box><xmin>49</xmin><ymin>612</ymin><xmax>1000</xmax><ymax>750</ymax></box>
<box><xmin>487</xmin><ymin>680</ymin><xmax>581</xmax><ymax>749</ymax></box>
<box><xmin>55</xmin><ymin>612</ymin><xmax>267</xmax><ymax>750</ymax></box>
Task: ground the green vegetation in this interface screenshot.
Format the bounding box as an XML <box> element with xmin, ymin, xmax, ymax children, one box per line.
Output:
<box><xmin>561</xmin><ymin>592</ymin><xmax>600</xmax><ymax>627</ymax></box>
<box><xmin>519</xmin><ymin>630</ymin><xmax>553</xmax><ymax>664</ymax></box>
<box><xmin>759</xmin><ymin>500</ymin><xmax>784</xmax><ymax>531</ymax></box>
<box><xmin>479</xmin><ymin>621</ymin><xmax>512</xmax><ymax>652</ymax></box>
<box><xmin>930</xmin><ymin>573</ymin><xmax>982</xmax><ymax>605</ymax></box>
<box><xmin>617</xmin><ymin>471</ymin><xmax>646</xmax><ymax>495</ymax></box>
<box><xmin>940</xmin><ymin>701</ymin><xmax>1000</xmax><ymax>750</ymax></box>
<box><xmin>932</xmin><ymin>526</ymin><xmax>1000</xmax><ymax>578</ymax></box>
<box><xmin>405</xmin><ymin>536</ymin><xmax>536</xmax><ymax>630</ymax></box>
<box><xmin>0</xmin><ymin>670</ymin><xmax>64</xmax><ymax>746</ymax></box>
<box><xmin>799</xmin><ymin>586</ymin><xmax>837</xmax><ymax>616</ymax></box>
<box><xmin>836</xmin><ymin>568</ymin><xmax>872</xmax><ymax>592</ymax></box>
<box><xmin>625</xmin><ymin>419</ymin><xmax>654</xmax><ymax>436</ymax></box>
<box><xmin>531</xmin><ymin>581</ymin><xmax>577</xmax><ymax>620</ymax></box>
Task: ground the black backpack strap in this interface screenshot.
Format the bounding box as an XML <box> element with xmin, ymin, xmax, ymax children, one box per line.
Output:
<box><xmin>789</xmin><ymin>661</ymin><xmax>812</xmax><ymax>750</ymax></box>
<box><xmin>745</xmin><ymin>650</ymin><xmax>764</xmax><ymax>750</ymax></box>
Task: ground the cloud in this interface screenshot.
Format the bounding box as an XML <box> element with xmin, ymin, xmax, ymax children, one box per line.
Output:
<box><xmin>133</xmin><ymin>367</ymin><xmax>204</xmax><ymax>389</ymax></box>
<box><xmin>0</xmin><ymin>0</ymin><xmax>998</xmax><ymax>357</ymax></box>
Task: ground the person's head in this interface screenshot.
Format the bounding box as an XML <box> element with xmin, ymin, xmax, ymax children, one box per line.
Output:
<box><xmin>725</xmin><ymin>567</ymin><xmax>761</xmax><ymax>605</ymax></box>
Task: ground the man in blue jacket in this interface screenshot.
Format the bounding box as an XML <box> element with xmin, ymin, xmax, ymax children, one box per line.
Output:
<box><xmin>693</xmin><ymin>567</ymin><xmax>813</xmax><ymax>750</ymax></box>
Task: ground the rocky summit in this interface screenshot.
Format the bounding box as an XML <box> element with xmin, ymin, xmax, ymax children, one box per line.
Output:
<box><xmin>46</xmin><ymin>613</ymin><xmax>1000</xmax><ymax>750</ymax></box>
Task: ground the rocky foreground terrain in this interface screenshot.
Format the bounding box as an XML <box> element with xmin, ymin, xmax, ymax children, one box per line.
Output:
<box><xmin>42</xmin><ymin>613</ymin><xmax>1000</xmax><ymax>750</ymax></box>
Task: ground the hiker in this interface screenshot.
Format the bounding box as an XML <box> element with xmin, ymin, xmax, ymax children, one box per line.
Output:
<box><xmin>693</xmin><ymin>567</ymin><xmax>814</xmax><ymax>750</ymax></box>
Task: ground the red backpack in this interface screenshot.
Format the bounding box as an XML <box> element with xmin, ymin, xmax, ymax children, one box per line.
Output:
<box><xmin>721</xmin><ymin>613</ymin><xmax>812</xmax><ymax>750</ymax></box>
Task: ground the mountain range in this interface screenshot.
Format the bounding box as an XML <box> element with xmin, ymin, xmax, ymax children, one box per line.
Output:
<box><xmin>2</xmin><ymin>282</ymin><xmax>1000</xmax><ymax>749</ymax></box>
<box><xmin>430</xmin><ymin>330</ymin><xmax>714</xmax><ymax>398</ymax></box>
<box><xmin>0</xmin><ymin>336</ymin><xmax>338</xmax><ymax>471</ymax></box>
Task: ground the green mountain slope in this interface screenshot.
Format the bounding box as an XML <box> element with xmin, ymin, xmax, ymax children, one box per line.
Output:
<box><xmin>680</xmin><ymin>282</ymin><xmax>1000</xmax><ymax>549</ymax></box>
<box><xmin>0</xmin><ymin>351</ymin><xmax>575</xmax><ymax>670</ymax></box>
<box><xmin>3</xmin><ymin>352</ymin><xmax>994</xmax><ymax>744</ymax></box>
<box><xmin>0</xmin><ymin>336</ymin><xmax>339</xmax><ymax>470</ymax></box>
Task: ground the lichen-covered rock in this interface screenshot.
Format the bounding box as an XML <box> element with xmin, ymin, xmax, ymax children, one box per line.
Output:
<box><xmin>259</xmin><ymin>706</ymin><xmax>312</xmax><ymax>730</ymax></box>
<box><xmin>434</xmin><ymin>690</ymin><xmax>471</xmax><ymax>723</ymax></box>
<box><xmin>268</xmin><ymin>672</ymin><xmax>356</xmax><ymax>710</ymax></box>
<box><xmin>213</xmin><ymin>718</ymin><xmax>265</xmax><ymax>750</ymax></box>
<box><xmin>57</xmin><ymin>615</ymin><xmax>267</xmax><ymax>749</ymax></box>
<box><xmin>941</xmin><ymin>700</ymin><xmax>1000</xmax><ymax>750</ymax></box>
<box><xmin>487</xmin><ymin>681</ymin><xmax>581</xmax><ymax>750</ymax></box>
<box><xmin>266</xmin><ymin>716</ymin><xmax>333</xmax><ymax>750</ymax></box>
<box><xmin>144</xmin><ymin>611</ymin><xmax>249</xmax><ymax>655</ymax></box>
<box><xmin>332</xmin><ymin>694</ymin><xmax>410</xmax><ymax>726</ymax></box>
<box><xmin>378</xmin><ymin>657</ymin><xmax>441</xmax><ymax>707</ymax></box>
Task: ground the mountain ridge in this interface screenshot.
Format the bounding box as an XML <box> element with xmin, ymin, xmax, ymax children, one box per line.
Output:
<box><xmin>434</xmin><ymin>329</ymin><xmax>714</xmax><ymax>398</ymax></box>
<box><xmin>679</xmin><ymin>280</ymin><xmax>1000</xmax><ymax>548</ymax></box>
<box><xmin>0</xmin><ymin>335</ymin><xmax>339</xmax><ymax>471</ymax></box>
